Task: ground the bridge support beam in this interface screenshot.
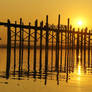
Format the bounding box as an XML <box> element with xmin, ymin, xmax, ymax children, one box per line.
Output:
<box><xmin>84</xmin><ymin>28</ymin><xmax>87</xmax><ymax>68</ymax></box>
<box><xmin>19</xmin><ymin>18</ymin><xmax>22</xmax><ymax>77</ymax></box>
<box><xmin>6</xmin><ymin>19</ymin><xmax>11</xmax><ymax>79</ymax></box>
<box><xmin>39</xmin><ymin>21</ymin><xmax>43</xmax><ymax>73</ymax></box>
<box><xmin>14</xmin><ymin>21</ymin><xmax>16</xmax><ymax>74</ymax></box>
<box><xmin>55</xmin><ymin>15</ymin><xmax>60</xmax><ymax>73</ymax></box>
<box><xmin>28</xmin><ymin>23</ymin><xmax>31</xmax><ymax>74</ymax></box>
<box><xmin>34</xmin><ymin>20</ymin><xmax>38</xmax><ymax>73</ymax></box>
<box><xmin>88</xmin><ymin>31</ymin><xmax>90</xmax><ymax>67</ymax></box>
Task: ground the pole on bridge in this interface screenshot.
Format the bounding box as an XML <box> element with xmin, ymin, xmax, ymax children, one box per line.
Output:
<box><xmin>81</xmin><ymin>29</ymin><xmax>83</xmax><ymax>64</ymax></box>
<box><xmin>28</xmin><ymin>22</ymin><xmax>31</xmax><ymax>74</ymax></box>
<box><xmin>66</xmin><ymin>18</ymin><xmax>70</xmax><ymax>82</ymax></box>
<box><xmin>72</xmin><ymin>28</ymin><xmax>75</xmax><ymax>72</ymax></box>
<box><xmin>60</xmin><ymin>27</ymin><xmax>62</xmax><ymax>72</ymax></box>
<box><xmin>70</xmin><ymin>26</ymin><xmax>72</xmax><ymax>49</ymax></box>
<box><xmin>34</xmin><ymin>20</ymin><xmax>38</xmax><ymax>73</ymax></box>
<box><xmin>19</xmin><ymin>18</ymin><xmax>22</xmax><ymax>76</ymax></box>
<box><xmin>72</xmin><ymin>28</ymin><xmax>75</xmax><ymax>52</ymax></box>
<box><xmin>88</xmin><ymin>30</ymin><xmax>90</xmax><ymax>67</ymax></box>
<box><xmin>45</xmin><ymin>15</ymin><xmax>49</xmax><ymax>73</ymax></box>
<box><xmin>84</xmin><ymin>28</ymin><xmax>87</xmax><ymax>68</ymax></box>
<box><xmin>55</xmin><ymin>15</ymin><xmax>60</xmax><ymax>72</ymax></box>
<box><xmin>72</xmin><ymin>29</ymin><xmax>74</xmax><ymax>51</ymax></box>
<box><xmin>51</xmin><ymin>30</ymin><xmax>53</xmax><ymax>72</ymax></box>
<box><xmin>14</xmin><ymin>21</ymin><xmax>17</xmax><ymax>74</ymax></box>
<box><xmin>64</xmin><ymin>26</ymin><xmax>67</xmax><ymax>71</ymax></box>
<box><xmin>91</xmin><ymin>34</ymin><xmax>92</xmax><ymax>67</ymax></box>
<box><xmin>73</xmin><ymin>29</ymin><xmax>75</xmax><ymax>49</ymax></box>
<box><xmin>76</xmin><ymin>29</ymin><xmax>79</xmax><ymax>65</ymax></box>
<box><xmin>6</xmin><ymin>19</ymin><xmax>11</xmax><ymax>79</ymax></box>
<box><xmin>21</xmin><ymin>22</ymin><xmax>24</xmax><ymax>72</ymax></box>
<box><xmin>77</xmin><ymin>29</ymin><xmax>79</xmax><ymax>51</ymax></box>
<box><xmin>56</xmin><ymin>15</ymin><xmax>60</xmax><ymax>85</ymax></box>
<box><xmin>69</xmin><ymin>26</ymin><xmax>72</xmax><ymax>72</ymax></box>
<box><xmin>39</xmin><ymin>21</ymin><xmax>43</xmax><ymax>73</ymax></box>
<box><xmin>45</xmin><ymin>15</ymin><xmax>49</xmax><ymax>85</ymax></box>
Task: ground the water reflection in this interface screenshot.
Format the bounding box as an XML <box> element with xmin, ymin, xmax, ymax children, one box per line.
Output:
<box><xmin>0</xmin><ymin>48</ymin><xmax>92</xmax><ymax>85</ymax></box>
<box><xmin>78</xmin><ymin>63</ymin><xmax>81</xmax><ymax>75</ymax></box>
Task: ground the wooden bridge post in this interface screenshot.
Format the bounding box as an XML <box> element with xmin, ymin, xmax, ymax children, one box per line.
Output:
<box><xmin>34</xmin><ymin>20</ymin><xmax>38</xmax><ymax>73</ymax></box>
<box><xmin>72</xmin><ymin>28</ymin><xmax>75</xmax><ymax>52</ymax></box>
<box><xmin>39</xmin><ymin>21</ymin><xmax>43</xmax><ymax>73</ymax></box>
<box><xmin>70</xmin><ymin>25</ymin><xmax>72</xmax><ymax>49</ymax></box>
<box><xmin>76</xmin><ymin>29</ymin><xmax>79</xmax><ymax>64</ymax></box>
<box><xmin>91</xmin><ymin>34</ymin><xmax>92</xmax><ymax>67</ymax></box>
<box><xmin>84</xmin><ymin>28</ymin><xmax>87</xmax><ymax>67</ymax></box>
<box><xmin>81</xmin><ymin>29</ymin><xmax>83</xmax><ymax>51</ymax></box>
<box><xmin>56</xmin><ymin>15</ymin><xmax>60</xmax><ymax>83</ymax></box>
<box><xmin>73</xmin><ymin>28</ymin><xmax>75</xmax><ymax>49</ymax></box>
<box><xmin>21</xmin><ymin>22</ymin><xmax>24</xmax><ymax>71</ymax></box>
<box><xmin>6</xmin><ymin>19</ymin><xmax>11</xmax><ymax>79</ymax></box>
<box><xmin>81</xmin><ymin>29</ymin><xmax>83</xmax><ymax>64</ymax></box>
<box><xmin>51</xmin><ymin>30</ymin><xmax>53</xmax><ymax>72</ymax></box>
<box><xmin>14</xmin><ymin>21</ymin><xmax>17</xmax><ymax>73</ymax></box>
<box><xmin>66</xmin><ymin>18</ymin><xmax>70</xmax><ymax>82</ymax></box>
<box><xmin>72</xmin><ymin>28</ymin><xmax>74</xmax><ymax>52</ymax></box>
<box><xmin>19</xmin><ymin>18</ymin><xmax>22</xmax><ymax>75</ymax></box>
<box><xmin>64</xmin><ymin>26</ymin><xmax>67</xmax><ymax>71</ymax></box>
<box><xmin>45</xmin><ymin>15</ymin><xmax>49</xmax><ymax>73</ymax></box>
<box><xmin>88</xmin><ymin>30</ymin><xmax>90</xmax><ymax>67</ymax></box>
<box><xmin>77</xmin><ymin>29</ymin><xmax>79</xmax><ymax>52</ymax></box>
<box><xmin>71</xmin><ymin>28</ymin><xmax>75</xmax><ymax>72</ymax></box>
<box><xmin>28</xmin><ymin>23</ymin><xmax>31</xmax><ymax>73</ymax></box>
<box><xmin>44</xmin><ymin>15</ymin><xmax>49</xmax><ymax>85</ymax></box>
<box><xmin>55</xmin><ymin>15</ymin><xmax>60</xmax><ymax>71</ymax></box>
<box><xmin>60</xmin><ymin>26</ymin><xmax>62</xmax><ymax>71</ymax></box>
<box><xmin>69</xmin><ymin>25</ymin><xmax>72</xmax><ymax>72</ymax></box>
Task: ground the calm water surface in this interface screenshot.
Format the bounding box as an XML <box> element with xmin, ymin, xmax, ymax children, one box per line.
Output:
<box><xmin>0</xmin><ymin>48</ymin><xmax>92</xmax><ymax>92</ymax></box>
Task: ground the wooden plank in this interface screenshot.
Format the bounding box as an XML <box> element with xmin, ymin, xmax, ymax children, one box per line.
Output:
<box><xmin>0</xmin><ymin>22</ymin><xmax>92</xmax><ymax>36</ymax></box>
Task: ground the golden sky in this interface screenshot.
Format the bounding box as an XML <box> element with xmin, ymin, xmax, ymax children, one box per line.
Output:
<box><xmin>0</xmin><ymin>0</ymin><xmax>92</xmax><ymax>28</ymax></box>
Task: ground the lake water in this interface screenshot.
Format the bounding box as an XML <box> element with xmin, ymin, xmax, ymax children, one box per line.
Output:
<box><xmin>0</xmin><ymin>48</ymin><xmax>92</xmax><ymax>92</ymax></box>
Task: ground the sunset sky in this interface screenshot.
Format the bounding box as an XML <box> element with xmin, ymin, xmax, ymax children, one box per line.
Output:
<box><xmin>0</xmin><ymin>0</ymin><xmax>92</xmax><ymax>29</ymax></box>
<box><xmin>0</xmin><ymin>1</ymin><xmax>92</xmax><ymax>91</ymax></box>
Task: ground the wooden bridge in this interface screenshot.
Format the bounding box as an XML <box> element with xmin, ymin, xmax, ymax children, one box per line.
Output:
<box><xmin>0</xmin><ymin>15</ymin><xmax>92</xmax><ymax>81</ymax></box>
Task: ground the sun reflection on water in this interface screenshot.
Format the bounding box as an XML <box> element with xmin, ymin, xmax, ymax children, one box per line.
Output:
<box><xmin>77</xmin><ymin>63</ymin><xmax>81</xmax><ymax>80</ymax></box>
<box><xmin>74</xmin><ymin>54</ymin><xmax>82</xmax><ymax>81</ymax></box>
<box><xmin>78</xmin><ymin>64</ymin><xmax>81</xmax><ymax>75</ymax></box>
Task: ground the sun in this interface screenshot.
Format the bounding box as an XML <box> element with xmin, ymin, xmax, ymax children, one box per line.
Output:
<box><xmin>78</xmin><ymin>21</ymin><xmax>83</xmax><ymax>26</ymax></box>
<box><xmin>72</xmin><ymin>17</ymin><xmax>87</xmax><ymax>29</ymax></box>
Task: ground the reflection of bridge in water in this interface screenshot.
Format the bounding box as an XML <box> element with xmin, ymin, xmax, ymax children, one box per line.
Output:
<box><xmin>0</xmin><ymin>15</ymin><xmax>92</xmax><ymax>85</ymax></box>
